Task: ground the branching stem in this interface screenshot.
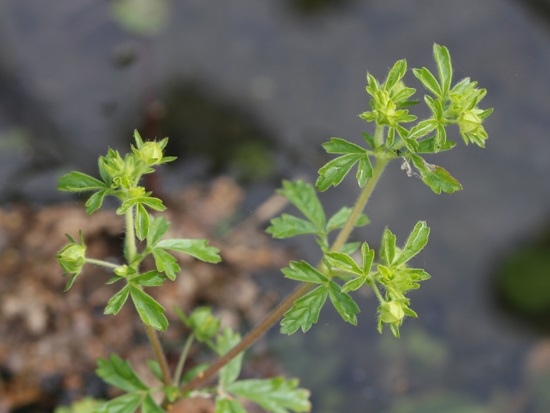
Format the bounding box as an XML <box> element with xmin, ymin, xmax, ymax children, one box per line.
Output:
<box><xmin>180</xmin><ymin>152</ymin><xmax>391</xmax><ymax>393</ymax></box>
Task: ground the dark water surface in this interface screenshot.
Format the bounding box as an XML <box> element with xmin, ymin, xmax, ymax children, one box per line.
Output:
<box><xmin>1</xmin><ymin>1</ymin><xmax>550</xmax><ymax>412</ymax></box>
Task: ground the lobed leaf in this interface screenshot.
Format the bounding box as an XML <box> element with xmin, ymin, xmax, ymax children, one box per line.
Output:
<box><xmin>410</xmin><ymin>155</ymin><xmax>462</xmax><ymax>194</ymax></box>
<box><xmin>95</xmin><ymin>393</ymin><xmax>142</xmax><ymax>413</ymax></box>
<box><xmin>361</xmin><ymin>242</ymin><xmax>375</xmax><ymax>274</ymax></box>
<box><xmin>215</xmin><ymin>398</ymin><xmax>248</xmax><ymax>413</ymax></box>
<box><xmin>228</xmin><ymin>377</ymin><xmax>311</xmax><ymax>413</ymax></box>
<box><xmin>156</xmin><ymin>238</ymin><xmax>221</xmax><ymax>263</ymax></box>
<box><xmin>380</xmin><ymin>228</ymin><xmax>397</xmax><ymax>265</ymax></box>
<box><xmin>96</xmin><ymin>354</ymin><xmax>147</xmax><ymax>392</ymax></box>
<box><xmin>280</xmin><ymin>286</ymin><xmax>328</xmax><ymax>334</ymax></box>
<box><xmin>328</xmin><ymin>281</ymin><xmax>360</xmax><ymax>325</ymax></box>
<box><xmin>278</xmin><ymin>180</ymin><xmax>326</xmax><ymax>230</ymax></box>
<box><xmin>131</xmin><ymin>270</ymin><xmax>165</xmax><ymax>287</ymax></box>
<box><xmin>412</xmin><ymin>67</ymin><xmax>441</xmax><ymax>97</ymax></box>
<box><xmin>104</xmin><ymin>285</ymin><xmax>131</xmax><ymax>315</ymax></box>
<box><xmin>282</xmin><ymin>260</ymin><xmax>327</xmax><ymax>284</ymax></box>
<box><xmin>217</xmin><ymin>328</ymin><xmax>243</xmax><ymax>388</ymax></box>
<box><xmin>85</xmin><ymin>189</ymin><xmax>108</xmax><ymax>214</ymax></box>
<box><xmin>384</xmin><ymin>59</ymin><xmax>407</xmax><ymax>92</ymax></box>
<box><xmin>433</xmin><ymin>43</ymin><xmax>452</xmax><ymax>96</ymax></box>
<box><xmin>152</xmin><ymin>248</ymin><xmax>180</xmax><ymax>280</ymax></box>
<box><xmin>326</xmin><ymin>207</ymin><xmax>369</xmax><ymax>233</ymax></box>
<box><xmin>324</xmin><ymin>252</ymin><xmax>363</xmax><ymax>276</ymax></box>
<box><xmin>135</xmin><ymin>203</ymin><xmax>149</xmax><ymax>241</ymax></box>
<box><xmin>129</xmin><ymin>286</ymin><xmax>168</xmax><ymax>331</ymax></box>
<box><xmin>147</xmin><ymin>216</ymin><xmax>171</xmax><ymax>247</ymax></box>
<box><xmin>58</xmin><ymin>171</ymin><xmax>107</xmax><ymax>192</ymax></box>
<box><xmin>322</xmin><ymin>137</ymin><xmax>365</xmax><ymax>154</ymax></box>
<box><xmin>316</xmin><ymin>153</ymin><xmax>361</xmax><ymax>191</ymax></box>
<box><xmin>341</xmin><ymin>276</ymin><xmax>368</xmax><ymax>293</ymax></box>
<box><xmin>394</xmin><ymin>221</ymin><xmax>430</xmax><ymax>266</ymax></box>
<box><xmin>267</xmin><ymin>214</ymin><xmax>319</xmax><ymax>239</ymax></box>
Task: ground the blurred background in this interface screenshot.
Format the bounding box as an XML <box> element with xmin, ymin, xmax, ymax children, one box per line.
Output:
<box><xmin>1</xmin><ymin>0</ymin><xmax>550</xmax><ymax>412</ymax></box>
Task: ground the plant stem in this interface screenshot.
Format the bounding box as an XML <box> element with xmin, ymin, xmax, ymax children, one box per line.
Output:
<box><xmin>125</xmin><ymin>208</ymin><xmax>137</xmax><ymax>263</ymax></box>
<box><xmin>330</xmin><ymin>157</ymin><xmax>390</xmax><ymax>252</ymax></box>
<box><xmin>173</xmin><ymin>333</ymin><xmax>195</xmax><ymax>386</ymax></box>
<box><xmin>84</xmin><ymin>258</ymin><xmax>119</xmax><ymax>270</ymax></box>
<box><xmin>126</xmin><ymin>207</ymin><xmax>171</xmax><ymax>387</ymax></box>
<box><xmin>180</xmin><ymin>283</ymin><xmax>312</xmax><ymax>393</ymax></box>
<box><xmin>180</xmin><ymin>155</ymin><xmax>391</xmax><ymax>394</ymax></box>
<box><xmin>144</xmin><ymin>324</ymin><xmax>172</xmax><ymax>386</ymax></box>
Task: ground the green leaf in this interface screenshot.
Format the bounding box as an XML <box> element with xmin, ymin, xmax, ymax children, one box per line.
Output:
<box><xmin>146</xmin><ymin>359</ymin><xmax>164</xmax><ymax>383</ymax></box>
<box><xmin>58</xmin><ymin>171</ymin><xmax>107</xmax><ymax>192</ymax></box>
<box><xmin>410</xmin><ymin>155</ymin><xmax>462</xmax><ymax>194</ymax></box>
<box><xmin>326</xmin><ymin>207</ymin><xmax>369</xmax><ymax>233</ymax></box>
<box><xmin>380</xmin><ymin>228</ymin><xmax>397</xmax><ymax>265</ymax></box>
<box><xmin>384</xmin><ymin>59</ymin><xmax>407</xmax><ymax>92</ymax></box>
<box><xmin>412</xmin><ymin>67</ymin><xmax>441</xmax><ymax>97</ymax></box>
<box><xmin>282</xmin><ymin>260</ymin><xmax>327</xmax><ymax>284</ymax></box>
<box><xmin>135</xmin><ymin>203</ymin><xmax>149</xmax><ymax>241</ymax></box>
<box><xmin>356</xmin><ymin>155</ymin><xmax>373</xmax><ymax>187</ymax></box>
<box><xmin>215</xmin><ymin>398</ymin><xmax>248</xmax><ymax>413</ymax></box>
<box><xmin>228</xmin><ymin>377</ymin><xmax>311</xmax><ymax>413</ymax></box>
<box><xmin>328</xmin><ymin>281</ymin><xmax>360</xmax><ymax>325</ymax></box>
<box><xmin>361</xmin><ymin>242</ymin><xmax>374</xmax><ymax>274</ymax></box>
<box><xmin>339</xmin><ymin>241</ymin><xmax>361</xmax><ymax>255</ymax></box>
<box><xmin>217</xmin><ymin>328</ymin><xmax>243</xmax><ymax>388</ymax></box>
<box><xmin>394</xmin><ymin>221</ymin><xmax>430</xmax><ymax>266</ymax></box>
<box><xmin>131</xmin><ymin>270</ymin><xmax>165</xmax><ymax>287</ymax></box>
<box><xmin>280</xmin><ymin>286</ymin><xmax>328</xmax><ymax>334</ymax></box>
<box><xmin>278</xmin><ymin>180</ymin><xmax>326</xmax><ymax>230</ymax></box>
<box><xmin>117</xmin><ymin>197</ymin><xmax>166</xmax><ymax>215</ymax></box>
<box><xmin>341</xmin><ymin>276</ymin><xmax>368</xmax><ymax>293</ymax></box>
<box><xmin>324</xmin><ymin>252</ymin><xmax>363</xmax><ymax>276</ymax></box>
<box><xmin>434</xmin><ymin>43</ymin><xmax>452</xmax><ymax>96</ymax></box>
<box><xmin>322</xmin><ymin>137</ymin><xmax>365</xmax><ymax>154</ymax></box>
<box><xmin>96</xmin><ymin>354</ymin><xmax>147</xmax><ymax>392</ymax></box>
<box><xmin>104</xmin><ymin>285</ymin><xmax>131</xmax><ymax>315</ymax></box>
<box><xmin>152</xmin><ymin>248</ymin><xmax>181</xmax><ymax>280</ymax></box>
<box><xmin>361</xmin><ymin>131</ymin><xmax>376</xmax><ymax>148</ymax></box>
<box><xmin>141</xmin><ymin>394</ymin><xmax>164</xmax><ymax>413</ymax></box>
<box><xmin>156</xmin><ymin>239</ymin><xmax>221</xmax><ymax>263</ymax></box>
<box><xmin>316</xmin><ymin>153</ymin><xmax>361</xmax><ymax>191</ymax></box>
<box><xmin>416</xmin><ymin>136</ymin><xmax>455</xmax><ymax>153</ymax></box>
<box><xmin>147</xmin><ymin>216</ymin><xmax>171</xmax><ymax>247</ymax></box>
<box><xmin>85</xmin><ymin>189</ymin><xmax>108</xmax><ymax>214</ymax></box>
<box><xmin>407</xmin><ymin>119</ymin><xmax>437</xmax><ymax>141</ymax></box>
<box><xmin>129</xmin><ymin>286</ymin><xmax>168</xmax><ymax>331</ymax></box>
<box><xmin>266</xmin><ymin>214</ymin><xmax>319</xmax><ymax>239</ymax></box>
<box><xmin>96</xmin><ymin>393</ymin><xmax>142</xmax><ymax>413</ymax></box>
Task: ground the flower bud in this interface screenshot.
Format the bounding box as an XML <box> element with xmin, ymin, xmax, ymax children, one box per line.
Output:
<box><xmin>133</xmin><ymin>141</ymin><xmax>164</xmax><ymax>166</ymax></box>
<box><xmin>379</xmin><ymin>300</ymin><xmax>405</xmax><ymax>324</ymax></box>
<box><xmin>458</xmin><ymin>110</ymin><xmax>482</xmax><ymax>135</ymax></box>
<box><xmin>57</xmin><ymin>238</ymin><xmax>86</xmax><ymax>275</ymax></box>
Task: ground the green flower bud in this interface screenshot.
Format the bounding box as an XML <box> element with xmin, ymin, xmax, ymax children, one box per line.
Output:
<box><xmin>379</xmin><ymin>300</ymin><xmax>405</xmax><ymax>324</ymax></box>
<box><xmin>133</xmin><ymin>141</ymin><xmax>164</xmax><ymax>166</ymax></box>
<box><xmin>57</xmin><ymin>234</ymin><xmax>87</xmax><ymax>275</ymax></box>
<box><xmin>188</xmin><ymin>307</ymin><xmax>220</xmax><ymax>342</ymax></box>
<box><xmin>458</xmin><ymin>110</ymin><xmax>482</xmax><ymax>135</ymax></box>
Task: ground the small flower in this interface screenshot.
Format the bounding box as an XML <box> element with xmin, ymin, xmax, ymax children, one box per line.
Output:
<box><xmin>133</xmin><ymin>141</ymin><xmax>164</xmax><ymax>166</ymax></box>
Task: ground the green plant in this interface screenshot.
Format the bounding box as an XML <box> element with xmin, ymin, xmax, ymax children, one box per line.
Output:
<box><xmin>56</xmin><ymin>44</ymin><xmax>491</xmax><ymax>412</ymax></box>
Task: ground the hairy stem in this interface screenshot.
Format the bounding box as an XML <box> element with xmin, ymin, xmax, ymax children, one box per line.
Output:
<box><xmin>125</xmin><ymin>208</ymin><xmax>137</xmax><ymax>263</ymax></box>
<box><xmin>330</xmin><ymin>157</ymin><xmax>390</xmax><ymax>252</ymax></box>
<box><xmin>173</xmin><ymin>333</ymin><xmax>195</xmax><ymax>386</ymax></box>
<box><xmin>145</xmin><ymin>324</ymin><xmax>172</xmax><ymax>386</ymax></box>
<box><xmin>180</xmin><ymin>154</ymin><xmax>391</xmax><ymax>394</ymax></box>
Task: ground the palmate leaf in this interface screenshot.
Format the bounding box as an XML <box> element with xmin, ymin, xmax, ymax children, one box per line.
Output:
<box><xmin>151</xmin><ymin>248</ymin><xmax>180</xmax><ymax>280</ymax></box>
<box><xmin>409</xmin><ymin>154</ymin><xmax>462</xmax><ymax>194</ymax></box>
<box><xmin>280</xmin><ymin>286</ymin><xmax>328</xmax><ymax>334</ymax></box>
<box><xmin>266</xmin><ymin>214</ymin><xmax>319</xmax><ymax>239</ymax></box>
<box><xmin>215</xmin><ymin>398</ymin><xmax>248</xmax><ymax>413</ymax></box>
<box><xmin>282</xmin><ymin>260</ymin><xmax>328</xmax><ymax>284</ymax></box>
<box><xmin>316</xmin><ymin>153</ymin><xmax>368</xmax><ymax>192</ymax></box>
<box><xmin>129</xmin><ymin>285</ymin><xmax>168</xmax><ymax>331</ymax></box>
<box><xmin>326</xmin><ymin>206</ymin><xmax>369</xmax><ymax>233</ymax></box>
<box><xmin>277</xmin><ymin>180</ymin><xmax>325</xmax><ymax>230</ymax></box>
<box><xmin>147</xmin><ymin>216</ymin><xmax>171</xmax><ymax>246</ymax></box>
<box><xmin>393</xmin><ymin>221</ymin><xmax>430</xmax><ymax>266</ymax></box>
<box><xmin>96</xmin><ymin>393</ymin><xmax>142</xmax><ymax>413</ymax></box>
<box><xmin>217</xmin><ymin>328</ymin><xmax>243</xmax><ymax>388</ymax></box>
<box><xmin>324</xmin><ymin>251</ymin><xmax>363</xmax><ymax>276</ymax></box>
<box><xmin>96</xmin><ymin>354</ymin><xmax>147</xmax><ymax>393</ymax></box>
<box><xmin>227</xmin><ymin>377</ymin><xmax>311</xmax><ymax>413</ymax></box>
<box><xmin>327</xmin><ymin>281</ymin><xmax>360</xmax><ymax>325</ymax></box>
<box><xmin>58</xmin><ymin>171</ymin><xmax>108</xmax><ymax>192</ymax></box>
<box><xmin>156</xmin><ymin>238</ymin><xmax>221</xmax><ymax>263</ymax></box>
